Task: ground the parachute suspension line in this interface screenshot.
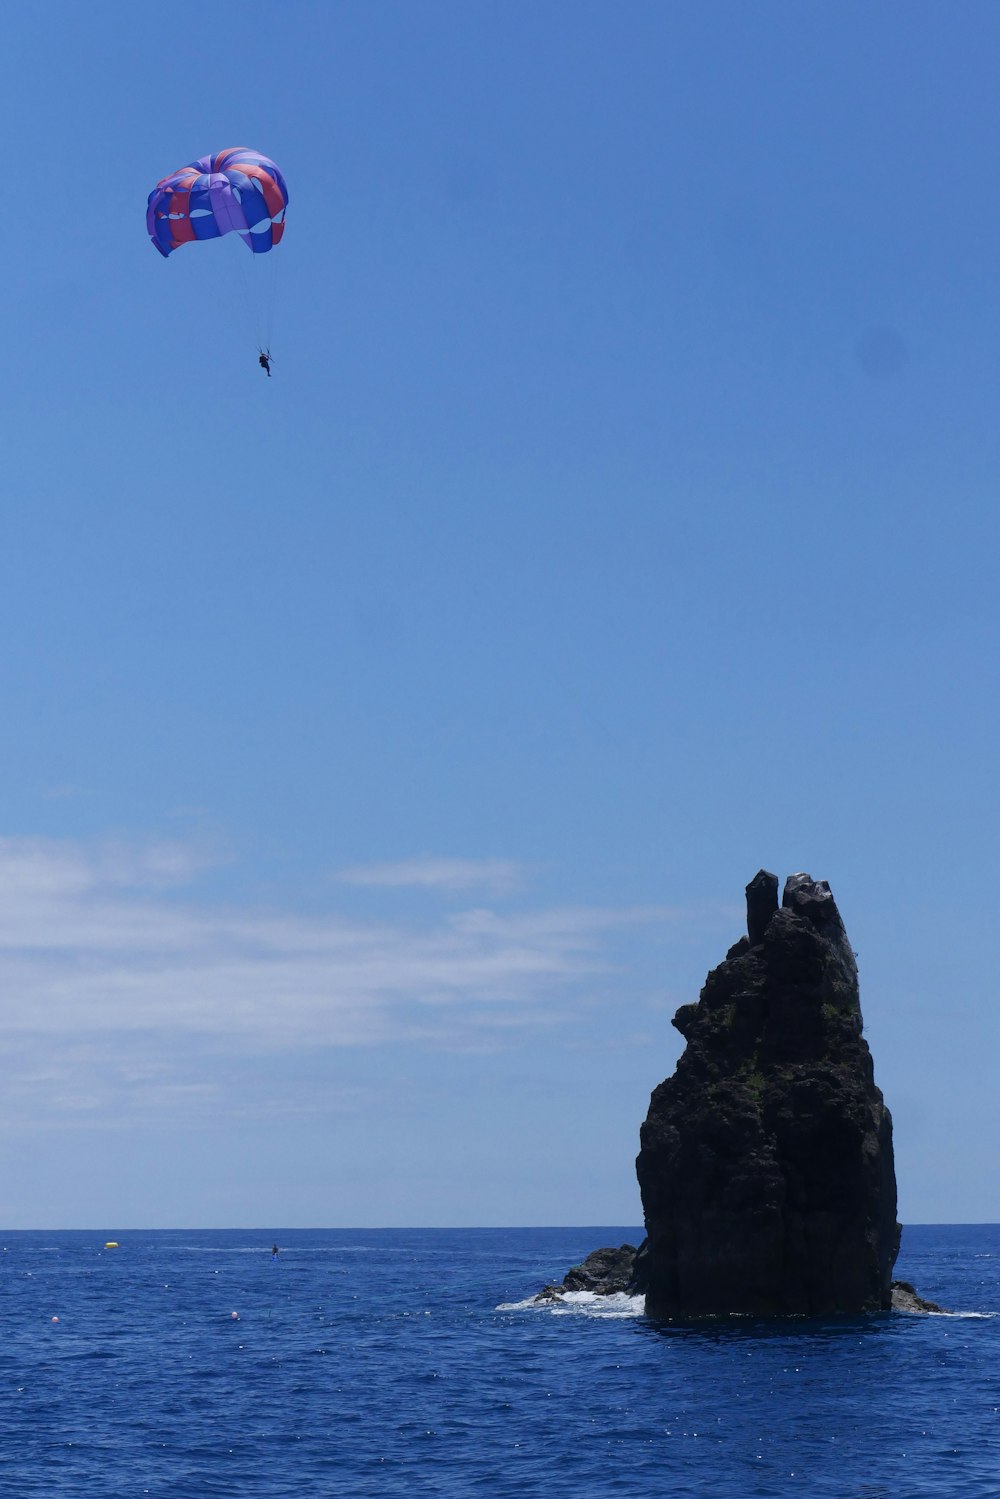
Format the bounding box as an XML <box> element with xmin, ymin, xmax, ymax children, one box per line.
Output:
<box><xmin>255</xmin><ymin>247</ymin><xmax>278</xmax><ymax>360</ymax></box>
<box><xmin>232</xmin><ymin>235</ymin><xmax>261</xmax><ymax>358</ymax></box>
<box><xmin>267</xmin><ymin>244</ymin><xmax>279</xmax><ymax>354</ymax></box>
<box><xmin>147</xmin><ymin>149</ymin><xmax>287</xmax><ymax>368</ymax></box>
<box><xmin>259</xmin><ymin>253</ymin><xmax>270</xmax><ymax>357</ymax></box>
<box><xmin>251</xmin><ymin>252</ymin><xmax>264</xmax><ymax>358</ymax></box>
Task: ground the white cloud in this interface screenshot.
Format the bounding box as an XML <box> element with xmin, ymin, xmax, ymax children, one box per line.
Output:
<box><xmin>0</xmin><ymin>836</ymin><xmax>707</xmax><ymax>1126</ymax></box>
<box><xmin>336</xmin><ymin>857</ymin><xmax>525</xmax><ymax>895</ymax></box>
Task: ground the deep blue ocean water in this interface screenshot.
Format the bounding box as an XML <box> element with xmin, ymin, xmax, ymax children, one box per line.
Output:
<box><xmin>0</xmin><ymin>1224</ymin><xmax>996</xmax><ymax>1497</ymax></box>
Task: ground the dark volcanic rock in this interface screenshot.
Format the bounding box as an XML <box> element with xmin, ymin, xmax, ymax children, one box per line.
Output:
<box><xmin>634</xmin><ymin>871</ymin><xmax>900</xmax><ymax>1319</ymax></box>
<box><xmin>561</xmin><ymin>1245</ymin><xmax>637</xmax><ymax>1294</ymax></box>
<box><xmin>535</xmin><ymin>1244</ymin><xmax>638</xmax><ymax>1302</ymax></box>
<box><xmin>890</xmin><ymin>1279</ymin><xmax>945</xmax><ymax>1314</ymax></box>
<box><xmin>745</xmin><ymin>869</ymin><xmax>779</xmax><ymax>946</ymax></box>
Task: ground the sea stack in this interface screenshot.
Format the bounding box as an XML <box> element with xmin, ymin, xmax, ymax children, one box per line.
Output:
<box><xmin>634</xmin><ymin>871</ymin><xmax>900</xmax><ymax>1318</ymax></box>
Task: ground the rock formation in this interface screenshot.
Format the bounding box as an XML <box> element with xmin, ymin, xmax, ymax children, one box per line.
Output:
<box><xmin>633</xmin><ymin>871</ymin><xmax>900</xmax><ymax>1318</ymax></box>
<box><xmin>536</xmin><ymin>1244</ymin><xmax>638</xmax><ymax>1301</ymax></box>
<box><xmin>889</xmin><ymin>1280</ymin><xmax>943</xmax><ymax>1314</ymax></box>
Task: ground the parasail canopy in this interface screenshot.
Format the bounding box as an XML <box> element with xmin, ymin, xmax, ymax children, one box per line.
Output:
<box><xmin>147</xmin><ymin>147</ymin><xmax>288</xmax><ymax>259</ymax></box>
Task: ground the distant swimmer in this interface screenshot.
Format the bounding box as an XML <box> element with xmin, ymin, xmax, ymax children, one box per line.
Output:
<box><xmin>258</xmin><ymin>349</ymin><xmax>272</xmax><ymax>377</ymax></box>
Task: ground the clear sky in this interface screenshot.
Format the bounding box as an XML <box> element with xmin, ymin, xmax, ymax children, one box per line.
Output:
<box><xmin>1</xmin><ymin>0</ymin><xmax>998</xmax><ymax>1228</ymax></box>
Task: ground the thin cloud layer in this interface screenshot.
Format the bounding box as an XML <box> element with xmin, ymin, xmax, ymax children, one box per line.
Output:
<box><xmin>0</xmin><ymin>836</ymin><xmax>696</xmax><ymax>1125</ymax></box>
<box><xmin>336</xmin><ymin>857</ymin><xmax>525</xmax><ymax>895</ymax></box>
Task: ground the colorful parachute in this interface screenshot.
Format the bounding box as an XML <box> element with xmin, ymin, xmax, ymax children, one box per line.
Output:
<box><xmin>147</xmin><ymin>148</ymin><xmax>288</xmax><ymax>259</ymax></box>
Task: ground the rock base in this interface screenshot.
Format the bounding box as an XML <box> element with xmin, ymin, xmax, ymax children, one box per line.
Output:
<box><xmin>535</xmin><ymin>1244</ymin><xmax>638</xmax><ymax>1301</ymax></box>
<box><xmin>890</xmin><ymin>1279</ymin><xmax>945</xmax><ymax>1313</ymax></box>
<box><xmin>535</xmin><ymin>1250</ymin><xmax>945</xmax><ymax>1315</ymax></box>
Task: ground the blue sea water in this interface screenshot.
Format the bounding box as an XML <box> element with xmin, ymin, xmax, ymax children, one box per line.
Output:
<box><xmin>0</xmin><ymin>1224</ymin><xmax>996</xmax><ymax>1497</ymax></box>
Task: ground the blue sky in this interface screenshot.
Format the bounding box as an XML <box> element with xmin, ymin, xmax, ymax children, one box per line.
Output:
<box><xmin>1</xmin><ymin>0</ymin><xmax>999</xmax><ymax>1227</ymax></box>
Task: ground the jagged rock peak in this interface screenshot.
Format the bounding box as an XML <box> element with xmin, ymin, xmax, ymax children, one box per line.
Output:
<box><xmin>634</xmin><ymin>870</ymin><xmax>899</xmax><ymax>1319</ymax></box>
<box><xmin>745</xmin><ymin>869</ymin><xmax>778</xmax><ymax>945</ymax></box>
<box><xmin>745</xmin><ymin>869</ymin><xmax>853</xmax><ymax>952</ymax></box>
<box><xmin>782</xmin><ymin>871</ymin><xmax>852</xmax><ymax>945</ymax></box>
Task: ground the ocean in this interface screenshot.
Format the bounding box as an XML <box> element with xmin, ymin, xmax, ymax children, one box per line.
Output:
<box><xmin>0</xmin><ymin>1223</ymin><xmax>995</xmax><ymax>1496</ymax></box>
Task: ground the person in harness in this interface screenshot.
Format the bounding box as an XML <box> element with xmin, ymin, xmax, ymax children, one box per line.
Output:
<box><xmin>258</xmin><ymin>349</ymin><xmax>272</xmax><ymax>376</ymax></box>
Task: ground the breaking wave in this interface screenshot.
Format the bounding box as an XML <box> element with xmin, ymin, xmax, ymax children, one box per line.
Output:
<box><xmin>497</xmin><ymin>1289</ymin><xmax>646</xmax><ymax>1318</ymax></box>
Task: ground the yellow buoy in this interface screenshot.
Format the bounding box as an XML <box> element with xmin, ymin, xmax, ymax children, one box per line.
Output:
<box><xmin>104</xmin><ymin>1241</ymin><xmax>119</xmax><ymax>1249</ymax></box>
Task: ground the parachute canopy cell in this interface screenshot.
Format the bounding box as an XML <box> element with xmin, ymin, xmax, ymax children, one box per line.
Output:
<box><xmin>147</xmin><ymin>147</ymin><xmax>288</xmax><ymax>258</ymax></box>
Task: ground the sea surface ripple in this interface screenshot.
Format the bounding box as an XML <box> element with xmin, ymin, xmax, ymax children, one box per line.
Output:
<box><xmin>0</xmin><ymin>1224</ymin><xmax>996</xmax><ymax>1496</ymax></box>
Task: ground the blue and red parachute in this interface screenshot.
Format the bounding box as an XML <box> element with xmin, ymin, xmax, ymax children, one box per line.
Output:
<box><xmin>147</xmin><ymin>147</ymin><xmax>288</xmax><ymax>258</ymax></box>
